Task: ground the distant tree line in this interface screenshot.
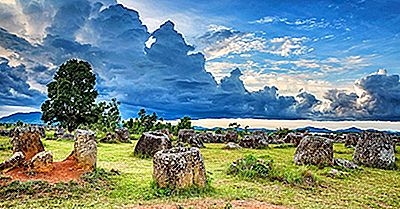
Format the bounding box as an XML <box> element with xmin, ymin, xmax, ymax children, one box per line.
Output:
<box><xmin>122</xmin><ymin>108</ymin><xmax>191</xmax><ymax>135</ymax></box>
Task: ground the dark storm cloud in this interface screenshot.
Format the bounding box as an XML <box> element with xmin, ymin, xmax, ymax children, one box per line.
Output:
<box><xmin>0</xmin><ymin>1</ymin><xmax>400</xmax><ymax>121</ymax></box>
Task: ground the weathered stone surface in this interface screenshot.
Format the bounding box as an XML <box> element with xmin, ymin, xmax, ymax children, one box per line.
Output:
<box><xmin>115</xmin><ymin>128</ymin><xmax>130</xmax><ymax>143</ymax></box>
<box><xmin>213</xmin><ymin>134</ymin><xmax>226</xmax><ymax>143</ymax></box>
<box><xmin>239</xmin><ymin>135</ymin><xmax>268</xmax><ymax>149</ymax></box>
<box><xmin>195</xmin><ymin>132</ymin><xmax>215</xmax><ymax>143</ymax></box>
<box><xmin>225</xmin><ymin>131</ymin><xmax>239</xmax><ymax>143</ymax></box>
<box><xmin>353</xmin><ymin>133</ymin><xmax>395</xmax><ymax>169</ymax></box>
<box><xmin>0</xmin><ymin>129</ymin><xmax>10</xmax><ymax>137</ymax></box>
<box><xmin>10</xmin><ymin>126</ymin><xmax>45</xmax><ymax>160</ymax></box>
<box><xmin>100</xmin><ymin>128</ymin><xmax>130</xmax><ymax>143</ymax></box>
<box><xmin>153</xmin><ymin>147</ymin><xmax>207</xmax><ymax>189</ymax></box>
<box><xmin>187</xmin><ymin>134</ymin><xmax>205</xmax><ymax>148</ymax></box>
<box><xmin>178</xmin><ymin>129</ymin><xmax>195</xmax><ymax>143</ymax></box>
<box><xmin>100</xmin><ymin>132</ymin><xmax>117</xmax><ymax>143</ymax></box>
<box><xmin>334</xmin><ymin>158</ymin><xmax>359</xmax><ymax>169</ymax></box>
<box><xmin>209</xmin><ymin>132</ymin><xmax>238</xmax><ymax>143</ymax></box>
<box><xmin>161</xmin><ymin>129</ymin><xmax>174</xmax><ymax>140</ymax></box>
<box><xmin>294</xmin><ymin>136</ymin><xmax>333</xmax><ymax>166</ymax></box>
<box><xmin>29</xmin><ymin>151</ymin><xmax>54</xmax><ymax>172</ymax></box>
<box><xmin>269</xmin><ymin>135</ymin><xmax>285</xmax><ymax>144</ymax></box>
<box><xmin>252</xmin><ymin>130</ymin><xmax>271</xmax><ymax>140</ymax></box>
<box><xmin>38</xmin><ymin>126</ymin><xmax>46</xmax><ymax>138</ymax></box>
<box><xmin>68</xmin><ymin>130</ymin><xmax>97</xmax><ymax>171</ymax></box>
<box><xmin>54</xmin><ymin>128</ymin><xmax>65</xmax><ymax>139</ymax></box>
<box><xmin>224</xmin><ymin>142</ymin><xmax>242</xmax><ymax>149</ymax></box>
<box><xmin>134</xmin><ymin>131</ymin><xmax>172</xmax><ymax>158</ymax></box>
<box><xmin>344</xmin><ymin>133</ymin><xmax>360</xmax><ymax>148</ymax></box>
<box><xmin>333</xmin><ymin>134</ymin><xmax>345</xmax><ymax>143</ymax></box>
<box><xmin>0</xmin><ymin>151</ymin><xmax>25</xmax><ymax>172</ymax></box>
<box><xmin>284</xmin><ymin>132</ymin><xmax>305</xmax><ymax>146</ymax></box>
<box><xmin>61</xmin><ymin>133</ymin><xmax>74</xmax><ymax>140</ymax></box>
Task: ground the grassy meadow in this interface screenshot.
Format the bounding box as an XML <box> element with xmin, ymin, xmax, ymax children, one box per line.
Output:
<box><xmin>0</xmin><ymin>135</ymin><xmax>399</xmax><ymax>208</ymax></box>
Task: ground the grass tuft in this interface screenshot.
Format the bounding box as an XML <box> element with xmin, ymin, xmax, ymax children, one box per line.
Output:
<box><xmin>228</xmin><ymin>154</ymin><xmax>318</xmax><ymax>186</ymax></box>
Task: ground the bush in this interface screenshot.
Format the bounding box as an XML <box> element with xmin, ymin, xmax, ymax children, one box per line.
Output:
<box><xmin>227</xmin><ymin>155</ymin><xmax>318</xmax><ymax>186</ymax></box>
<box><xmin>227</xmin><ymin>155</ymin><xmax>273</xmax><ymax>179</ymax></box>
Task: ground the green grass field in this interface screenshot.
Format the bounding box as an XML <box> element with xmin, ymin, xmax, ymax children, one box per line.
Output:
<box><xmin>0</xmin><ymin>136</ymin><xmax>399</xmax><ymax>208</ymax></box>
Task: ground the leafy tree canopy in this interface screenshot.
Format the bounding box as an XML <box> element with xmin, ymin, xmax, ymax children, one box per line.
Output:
<box><xmin>41</xmin><ymin>59</ymin><xmax>98</xmax><ymax>132</ymax></box>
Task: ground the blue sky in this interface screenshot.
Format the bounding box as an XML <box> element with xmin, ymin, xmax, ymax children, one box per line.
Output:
<box><xmin>121</xmin><ymin>0</ymin><xmax>400</xmax><ymax>95</ymax></box>
<box><xmin>0</xmin><ymin>0</ymin><xmax>400</xmax><ymax>120</ymax></box>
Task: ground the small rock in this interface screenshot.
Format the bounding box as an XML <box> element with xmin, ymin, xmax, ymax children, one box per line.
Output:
<box><xmin>29</xmin><ymin>151</ymin><xmax>54</xmax><ymax>173</ymax></box>
<box><xmin>224</xmin><ymin>142</ymin><xmax>242</xmax><ymax>149</ymax></box>
<box><xmin>239</xmin><ymin>135</ymin><xmax>268</xmax><ymax>149</ymax></box>
<box><xmin>334</xmin><ymin>158</ymin><xmax>359</xmax><ymax>169</ymax></box>
<box><xmin>100</xmin><ymin>132</ymin><xmax>117</xmax><ymax>143</ymax></box>
<box><xmin>115</xmin><ymin>128</ymin><xmax>130</xmax><ymax>143</ymax></box>
<box><xmin>284</xmin><ymin>132</ymin><xmax>305</xmax><ymax>146</ymax></box>
<box><xmin>0</xmin><ymin>151</ymin><xmax>25</xmax><ymax>172</ymax></box>
<box><xmin>328</xmin><ymin>168</ymin><xmax>339</xmax><ymax>177</ymax></box>
<box><xmin>196</xmin><ymin>132</ymin><xmax>215</xmax><ymax>143</ymax></box>
<box><xmin>54</xmin><ymin>128</ymin><xmax>65</xmax><ymax>140</ymax></box>
<box><xmin>61</xmin><ymin>133</ymin><xmax>74</xmax><ymax>140</ymax></box>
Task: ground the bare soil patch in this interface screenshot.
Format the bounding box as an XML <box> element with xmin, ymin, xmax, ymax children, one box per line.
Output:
<box><xmin>130</xmin><ymin>199</ymin><xmax>289</xmax><ymax>209</ymax></box>
<box><xmin>3</xmin><ymin>156</ymin><xmax>86</xmax><ymax>184</ymax></box>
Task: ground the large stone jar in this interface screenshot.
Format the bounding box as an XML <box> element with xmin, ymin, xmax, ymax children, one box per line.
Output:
<box><xmin>68</xmin><ymin>129</ymin><xmax>97</xmax><ymax>171</ymax></box>
<box><xmin>153</xmin><ymin>147</ymin><xmax>207</xmax><ymax>189</ymax></box>
<box><xmin>294</xmin><ymin>136</ymin><xmax>333</xmax><ymax>166</ymax></box>
<box><xmin>10</xmin><ymin>126</ymin><xmax>45</xmax><ymax>160</ymax></box>
<box><xmin>134</xmin><ymin>131</ymin><xmax>172</xmax><ymax>158</ymax></box>
<box><xmin>353</xmin><ymin>133</ymin><xmax>395</xmax><ymax>169</ymax></box>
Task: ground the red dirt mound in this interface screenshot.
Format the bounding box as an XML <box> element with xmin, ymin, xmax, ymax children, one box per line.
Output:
<box><xmin>3</xmin><ymin>156</ymin><xmax>86</xmax><ymax>184</ymax></box>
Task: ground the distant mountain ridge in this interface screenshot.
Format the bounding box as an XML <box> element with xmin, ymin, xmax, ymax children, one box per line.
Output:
<box><xmin>1</xmin><ymin>112</ymin><xmax>398</xmax><ymax>134</ymax></box>
<box><xmin>194</xmin><ymin>125</ymin><xmax>398</xmax><ymax>134</ymax></box>
<box><xmin>0</xmin><ymin>112</ymin><xmax>42</xmax><ymax>124</ymax></box>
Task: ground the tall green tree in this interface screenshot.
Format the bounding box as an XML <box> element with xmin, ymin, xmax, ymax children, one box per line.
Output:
<box><xmin>95</xmin><ymin>98</ymin><xmax>121</xmax><ymax>132</ymax></box>
<box><xmin>174</xmin><ymin>116</ymin><xmax>192</xmax><ymax>135</ymax></box>
<box><xmin>41</xmin><ymin>59</ymin><xmax>98</xmax><ymax>132</ymax></box>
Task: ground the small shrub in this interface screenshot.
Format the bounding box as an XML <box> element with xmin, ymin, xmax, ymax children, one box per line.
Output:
<box><xmin>228</xmin><ymin>155</ymin><xmax>318</xmax><ymax>186</ymax></box>
<box><xmin>227</xmin><ymin>155</ymin><xmax>273</xmax><ymax>179</ymax></box>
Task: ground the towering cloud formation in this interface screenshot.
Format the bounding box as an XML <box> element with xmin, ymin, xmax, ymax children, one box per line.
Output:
<box><xmin>0</xmin><ymin>58</ymin><xmax>45</xmax><ymax>106</ymax></box>
<box><xmin>0</xmin><ymin>1</ymin><xmax>399</xmax><ymax>120</ymax></box>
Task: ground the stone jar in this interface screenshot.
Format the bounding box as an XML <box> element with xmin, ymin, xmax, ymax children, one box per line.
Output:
<box><xmin>294</xmin><ymin>136</ymin><xmax>333</xmax><ymax>166</ymax></box>
<box><xmin>353</xmin><ymin>132</ymin><xmax>395</xmax><ymax>169</ymax></box>
<box><xmin>10</xmin><ymin>126</ymin><xmax>45</xmax><ymax>160</ymax></box>
<box><xmin>134</xmin><ymin>131</ymin><xmax>172</xmax><ymax>158</ymax></box>
<box><xmin>153</xmin><ymin>147</ymin><xmax>207</xmax><ymax>189</ymax></box>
